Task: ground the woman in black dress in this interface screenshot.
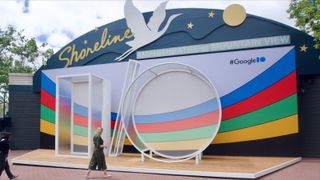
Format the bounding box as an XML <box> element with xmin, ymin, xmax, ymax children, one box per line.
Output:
<box><xmin>0</xmin><ymin>132</ymin><xmax>18</xmax><ymax>180</ymax></box>
<box><xmin>86</xmin><ymin>127</ymin><xmax>111</xmax><ymax>178</ymax></box>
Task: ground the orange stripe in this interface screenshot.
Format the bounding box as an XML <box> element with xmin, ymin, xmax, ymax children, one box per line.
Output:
<box><xmin>136</xmin><ymin>111</ymin><xmax>219</xmax><ymax>133</ymax></box>
<box><xmin>74</xmin><ymin>113</ymin><xmax>101</xmax><ymax>128</ymax></box>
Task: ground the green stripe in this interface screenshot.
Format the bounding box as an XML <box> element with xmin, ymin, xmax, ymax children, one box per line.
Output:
<box><xmin>110</xmin><ymin>128</ymin><xmax>114</xmax><ymax>137</ymax></box>
<box><xmin>41</xmin><ymin>105</ymin><xmax>55</xmax><ymax>123</ymax></box>
<box><xmin>140</xmin><ymin>124</ymin><xmax>218</xmax><ymax>142</ymax></box>
<box><xmin>60</xmin><ymin>121</ymin><xmax>71</xmax><ymax>128</ymax></box>
<box><xmin>73</xmin><ymin>125</ymin><xmax>88</xmax><ymax>137</ymax></box>
<box><xmin>219</xmin><ymin>94</ymin><xmax>298</xmax><ymax>133</ymax></box>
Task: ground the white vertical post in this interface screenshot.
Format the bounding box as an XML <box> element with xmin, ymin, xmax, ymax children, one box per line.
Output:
<box><xmin>101</xmin><ymin>79</ymin><xmax>106</xmax><ymax>155</ymax></box>
<box><xmin>117</xmin><ymin>60</ymin><xmax>140</xmax><ymax>155</ymax></box>
<box><xmin>55</xmin><ymin>77</ymin><xmax>60</xmax><ymax>157</ymax></box>
<box><xmin>102</xmin><ymin>79</ymin><xmax>111</xmax><ymax>155</ymax></box>
<box><xmin>149</xmin><ymin>150</ymin><xmax>153</xmax><ymax>158</ymax></box>
<box><xmin>109</xmin><ymin>60</ymin><xmax>140</xmax><ymax>156</ymax></box>
<box><xmin>70</xmin><ymin>83</ymin><xmax>74</xmax><ymax>154</ymax></box>
<box><xmin>88</xmin><ymin>74</ymin><xmax>92</xmax><ymax>158</ymax></box>
<box><xmin>141</xmin><ymin>153</ymin><xmax>144</xmax><ymax>162</ymax></box>
<box><xmin>195</xmin><ymin>154</ymin><xmax>199</xmax><ymax>165</ymax></box>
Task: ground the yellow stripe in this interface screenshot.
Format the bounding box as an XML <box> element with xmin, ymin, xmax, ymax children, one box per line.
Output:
<box><xmin>40</xmin><ymin>119</ymin><xmax>55</xmax><ymax>136</ymax></box>
<box><xmin>42</xmin><ymin>115</ymin><xmax>298</xmax><ymax>146</ymax></box>
<box><xmin>124</xmin><ymin>138</ymin><xmax>132</xmax><ymax>145</ymax></box>
<box><xmin>213</xmin><ymin>114</ymin><xmax>298</xmax><ymax>144</ymax></box>
<box><xmin>73</xmin><ymin>135</ymin><xmax>88</xmax><ymax>146</ymax></box>
<box><xmin>146</xmin><ymin>138</ymin><xmax>212</xmax><ymax>151</ymax></box>
<box><xmin>40</xmin><ymin>119</ymin><xmax>69</xmax><ymax>138</ymax></box>
<box><xmin>41</xmin><ymin>118</ymin><xmax>132</xmax><ymax>146</ymax></box>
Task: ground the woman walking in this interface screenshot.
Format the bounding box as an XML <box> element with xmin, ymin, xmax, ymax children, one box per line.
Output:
<box><xmin>86</xmin><ymin>127</ymin><xmax>111</xmax><ymax>179</ymax></box>
<box><xmin>0</xmin><ymin>132</ymin><xmax>18</xmax><ymax>180</ymax></box>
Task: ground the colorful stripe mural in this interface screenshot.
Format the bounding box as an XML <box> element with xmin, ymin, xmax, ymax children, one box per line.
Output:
<box><xmin>40</xmin><ymin>46</ymin><xmax>298</xmax><ymax>154</ymax></box>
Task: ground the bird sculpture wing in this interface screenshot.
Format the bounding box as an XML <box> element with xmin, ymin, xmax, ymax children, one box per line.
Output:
<box><xmin>124</xmin><ymin>0</ymin><xmax>149</xmax><ymax>39</ymax></box>
<box><xmin>147</xmin><ymin>1</ymin><xmax>168</xmax><ymax>32</ymax></box>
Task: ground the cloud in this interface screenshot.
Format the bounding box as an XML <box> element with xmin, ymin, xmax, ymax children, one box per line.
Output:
<box><xmin>46</xmin><ymin>31</ymin><xmax>73</xmax><ymax>52</ymax></box>
<box><xmin>23</xmin><ymin>0</ymin><xmax>29</xmax><ymax>13</ymax></box>
<box><xmin>0</xmin><ymin>1</ymin><xmax>122</xmax><ymax>51</ymax></box>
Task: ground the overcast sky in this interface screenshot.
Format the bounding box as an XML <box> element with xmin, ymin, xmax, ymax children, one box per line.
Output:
<box><xmin>0</xmin><ymin>0</ymin><xmax>296</xmax><ymax>53</ymax></box>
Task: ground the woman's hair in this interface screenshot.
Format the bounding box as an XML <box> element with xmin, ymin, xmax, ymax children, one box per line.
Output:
<box><xmin>95</xmin><ymin>127</ymin><xmax>103</xmax><ymax>135</ymax></box>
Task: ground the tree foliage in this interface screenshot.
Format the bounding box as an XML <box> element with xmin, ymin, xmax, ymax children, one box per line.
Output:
<box><xmin>288</xmin><ymin>0</ymin><xmax>320</xmax><ymax>48</ymax></box>
<box><xmin>0</xmin><ymin>25</ymin><xmax>53</xmax><ymax>104</ymax></box>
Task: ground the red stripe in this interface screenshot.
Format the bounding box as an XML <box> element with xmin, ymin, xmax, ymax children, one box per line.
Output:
<box><xmin>58</xmin><ymin>100</ymin><xmax>71</xmax><ymax>116</ymax></box>
<box><xmin>136</xmin><ymin>111</ymin><xmax>219</xmax><ymax>133</ymax></box>
<box><xmin>92</xmin><ymin>122</ymin><xmax>101</xmax><ymax>129</ymax></box>
<box><xmin>111</xmin><ymin>120</ymin><xmax>116</xmax><ymax>128</ymax></box>
<box><xmin>222</xmin><ymin>71</ymin><xmax>297</xmax><ymax>121</ymax></box>
<box><xmin>74</xmin><ymin>114</ymin><xmax>87</xmax><ymax>126</ymax></box>
<box><xmin>74</xmin><ymin>113</ymin><xmax>101</xmax><ymax>128</ymax></box>
<box><xmin>41</xmin><ymin>89</ymin><xmax>55</xmax><ymax>110</ymax></box>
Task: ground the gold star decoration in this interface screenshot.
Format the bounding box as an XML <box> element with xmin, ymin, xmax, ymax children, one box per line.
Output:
<box><xmin>94</xmin><ymin>27</ymin><xmax>99</xmax><ymax>32</ymax></box>
<box><xmin>84</xmin><ymin>40</ymin><xmax>88</xmax><ymax>44</ymax></box>
<box><xmin>208</xmin><ymin>10</ymin><xmax>215</xmax><ymax>18</ymax></box>
<box><xmin>300</xmin><ymin>44</ymin><xmax>308</xmax><ymax>52</ymax></box>
<box><xmin>187</xmin><ymin>22</ymin><xmax>194</xmax><ymax>29</ymax></box>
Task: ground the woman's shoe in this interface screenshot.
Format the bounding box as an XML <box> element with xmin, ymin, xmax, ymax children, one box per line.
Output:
<box><xmin>104</xmin><ymin>174</ymin><xmax>111</xmax><ymax>178</ymax></box>
<box><xmin>10</xmin><ymin>175</ymin><xmax>18</xmax><ymax>180</ymax></box>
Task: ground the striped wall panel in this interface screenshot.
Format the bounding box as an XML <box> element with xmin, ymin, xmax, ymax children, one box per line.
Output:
<box><xmin>40</xmin><ymin>48</ymin><xmax>299</xmax><ymax>156</ymax></box>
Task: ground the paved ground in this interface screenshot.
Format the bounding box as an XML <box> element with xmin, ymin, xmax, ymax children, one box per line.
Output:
<box><xmin>1</xmin><ymin>150</ymin><xmax>319</xmax><ymax>180</ymax></box>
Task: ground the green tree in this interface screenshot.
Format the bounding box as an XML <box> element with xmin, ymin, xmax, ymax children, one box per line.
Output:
<box><xmin>0</xmin><ymin>25</ymin><xmax>53</xmax><ymax>116</ymax></box>
<box><xmin>288</xmin><ymin>0</ymin><xmax>320</xmax><ymax>48</ymax></box>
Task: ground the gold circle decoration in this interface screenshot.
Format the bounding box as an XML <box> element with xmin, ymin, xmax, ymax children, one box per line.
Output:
<box><xmin>223</xmin><ymin>4</ymin><xmax>246</xmax><ymax>26</ymax></box>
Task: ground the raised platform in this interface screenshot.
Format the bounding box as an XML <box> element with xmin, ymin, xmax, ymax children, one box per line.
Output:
<box><xmin>12</xmin><ymin>149</ymin><xmax>301</xmax><ymax>179</ymax></box>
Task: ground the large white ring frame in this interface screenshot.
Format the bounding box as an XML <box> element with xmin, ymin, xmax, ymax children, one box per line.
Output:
<box><xmin>121</xmin><ymin>63</ymin><xmax>222</xmax><ymax>162</ymax></box>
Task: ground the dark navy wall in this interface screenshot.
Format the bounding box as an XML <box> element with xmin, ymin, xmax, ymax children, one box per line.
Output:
<box><xmin>9</xmin><ymin>85</ymin><xmax>40</xmax><ymax>149</ymax></box>
<box><xmin>297</xmin><ymin>75</ymin><xmax>320</xmax><ymax>157</ymax></box>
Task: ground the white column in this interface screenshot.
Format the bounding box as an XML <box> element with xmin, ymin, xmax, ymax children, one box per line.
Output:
<box><xmin>88</xmin><ymin>74</ymin><xmax>92</xmax><ymax>158</ymax></box>
<box><xmin>55</xmin><ymin>77</ymin><xmax>60</xmax><ymax>157</ymax></box>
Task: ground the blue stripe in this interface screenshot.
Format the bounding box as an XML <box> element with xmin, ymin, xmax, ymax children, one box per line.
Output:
<box><xmin>59</xmin><ymin>96</ymin><xmax>71</xmax><ymax>106</ymax></box>
<box><xmin>41</xmin><ymin>73</ymin><xmax>74</xmax><ymax>99</ymax></box>
<box><xmin>111</xmin><ymin>112</ymin><xmax>117</xmax><ymax>120</ymax></box>
<box><xmin>74</xmin><ymin>103</ymin><xmax>88</xmax><ymax>117</ymax></box>
<box><xmin>92</xmin><ymin>111</ymin><xmax>102</xmax><ymax>120</ymax></box>
<box><xmin>58</xmin><ymin>80</ymin><xmax>72</xmax><ymax>97</ymax></box>
<box><xmin>221</xmin><ymin>48</ymin><xmax>296</xmax><ymax>108</ymax></box>
<box><xmin>73</xmin><ymin>103</ymin><xmax>102</xmax><ymax>120</ymax></box>
<box><xmin>134</xmin><ymin>98</ymin><xmax>218</xmax><ymax>124</ymax></box>
<box><xmin>41</xmin><ymin>73</ymin><xmax>56</xmax><ymax>97</ymax></box>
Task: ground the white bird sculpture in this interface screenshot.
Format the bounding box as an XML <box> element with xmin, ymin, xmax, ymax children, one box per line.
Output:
<box><xmin>115</xmin><ymin>0</ymin><xmax>182</xmax><ymax>61</ymax></box>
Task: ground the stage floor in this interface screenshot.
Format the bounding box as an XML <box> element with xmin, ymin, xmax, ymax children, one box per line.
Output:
<box><xmin>12</xmin><ymin>149</ymin><xmax>301</xmax><ymax>179</ymax></box>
